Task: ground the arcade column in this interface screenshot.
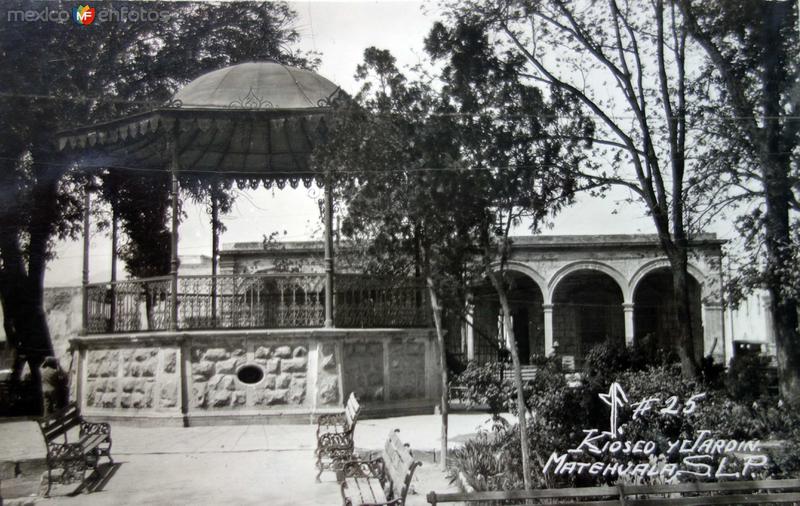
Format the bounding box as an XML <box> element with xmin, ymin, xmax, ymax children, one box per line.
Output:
<box><xmin>623</xmin><ymin>302</ymin><xmax>635</xmax><ymax>346</ymax></box>
<box><xmin>703</xmin><ymin>303</ymin><xmax>725</xmax><ymax>363</ymax></box>
<box><xmin>543</xmin><ymin>304</ymin><xmax>554</xmax><ymax>356</ymax></box>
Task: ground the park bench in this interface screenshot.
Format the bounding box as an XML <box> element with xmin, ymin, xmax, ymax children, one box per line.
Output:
<box><xmin>426</xmin><ymin>478</ymin><xmax>800</xmax><ymax>505</ymax></box>
<box><xmin>341</xmin><ymin>429</ymin><xmax>422</xmax><ymax>506</ymax></box>
<box><xmin>37</xmin><ymin>402</ymin><xmax>113</xmax><ymax>496</ymax></box>
<box><xmin>500</xmin><ymin>365</ymin><xmax>538</xmax><ymax>382</ymax></box>
<box><xmin>316</xmin><ymin>391</ymin><xmax>361</xmax><ymax>481</ymax></box>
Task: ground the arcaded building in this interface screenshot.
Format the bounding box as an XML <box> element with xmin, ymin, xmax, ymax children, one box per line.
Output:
<box><xmin>51</xmin><ymin>60</ymin><xmax>730</xmax><ymax>425</ymax></box>
<box><xmin>220</xmin><ymin>233</ymin><xmax>728</xmax><ymax>370</ymax></box>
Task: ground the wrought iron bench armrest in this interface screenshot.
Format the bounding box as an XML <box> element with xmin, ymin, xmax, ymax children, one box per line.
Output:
<box><xmin>80</xmin><ymin>420</ymin><xmax>111</xmax><ymax>437</ymax></box>
<box><xmin>46</xmin><ymin>442</ymin><xmax>86</xmax><ymax>462</ymax></box>
<box><xmin>318</xmin><ymin>429</ymin><xmax>355</xmax><ymax>451</ymax></box>
<box><xmin>341</xmin><ymin>457</ymin><xmax>387</xmax><ymax>481</ymax></box>
<box><xmin>317</xmin><ymin>413</ymin><xmax>347</xmax><ymax>436</ymax></box>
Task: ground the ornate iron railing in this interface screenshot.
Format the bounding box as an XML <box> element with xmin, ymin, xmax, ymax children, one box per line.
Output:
<box><xmin>335</xmin><ymin>275</ymin><xmax>430</xmax><ymax>328</ymax></box>
<box><xmin>85</xmin><ymin>273</ymin><xmax>430</xmax><ymax>334</ymax></box>
<box><xmin>177</xmin><ymin>273</ymin><xmax>326</xmax><ymax>329</ymax></box>
<box><xmin>86</xmin><ymin>276</ymin><xmax>172</xmax><ymax>333</ymax></box>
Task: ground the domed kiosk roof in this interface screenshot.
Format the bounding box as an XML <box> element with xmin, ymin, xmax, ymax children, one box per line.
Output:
<box><xmin>57</xmin><ymin>61</ymin><xmax>344</xmax><ymax>183</ymax></box>
<box><xmin>172</xmin><ymin>61</ymin><xmax>340</xmax><ymax>110</ymax></box>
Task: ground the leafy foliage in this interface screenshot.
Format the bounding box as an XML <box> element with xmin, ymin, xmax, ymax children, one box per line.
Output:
<box><xmin>725</xmin><ymin>353</ymin><xmax>774</xmax><ymax>403</ymax></box>
<box><xmin>450</xmin><ymin>356</ymin><xmax>800</xmax><ymax>490</ymax></box>
<box><xmin>0</xmin><ymin>1</ymin><xmax>315</xmax><ymax>370</ymax></box>
<box><xmin>446</xmin><ymin>429</ymin><xmax>525</xmax><ymax>492</ymax></box>
<box><xmin>450</xmin><ymin>361</ymin><xmax>511</xmax><ymax>418</ymax></box>
<box><xmin>677</xmin><ymin>0</ymin><xmax>800</xmax><ymax>403</ymax></box>
<box><xmin>315</xmin><ymin>38</ymin><xmax>590</xmax><ymax>480</ymax></box>
<box><xmin>431</xmin><ymin>0</ymin><xmax>726</xmax><ymax>379</ymax></box>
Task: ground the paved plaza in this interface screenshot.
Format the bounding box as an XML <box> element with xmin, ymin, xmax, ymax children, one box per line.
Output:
<box><xmin>0</xmin><ymin>413</ymin><xmax>501</xmax><ymax>505</ymax></box>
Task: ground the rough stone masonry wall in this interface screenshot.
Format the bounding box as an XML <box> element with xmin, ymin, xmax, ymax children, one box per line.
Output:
<box><xmin>316</xmin><ymin>342</ymin><xmax>340</xmax><ymax>406</ymax></box>
<box><xmin>190</xmin><ymin>339</ymin><xmax>311</xmax><ymax>410</ymax></box>
<box><xmin>85</xmin><ymin>346</ymin><xmax>180</xmax><ymax>412</ymax></box>
<box><xmin>75</xmin><ymin>329</ymin><xmax>437</xmax><ymax>421</ymax></box>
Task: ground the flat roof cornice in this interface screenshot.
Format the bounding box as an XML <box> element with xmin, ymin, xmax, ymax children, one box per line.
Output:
<box><xmin>220</xmin><ymin>234</ymin><xmax>725</xmax><ymax>256</ymax></box>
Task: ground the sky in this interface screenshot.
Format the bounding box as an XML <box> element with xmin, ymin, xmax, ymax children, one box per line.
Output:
<box><xmin>43</xmin><ymin>1</ymin><xmax>738</xmax><ymax>287</ymax></box>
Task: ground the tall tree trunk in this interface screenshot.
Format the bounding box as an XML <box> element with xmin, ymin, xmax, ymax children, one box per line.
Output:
<box><xmin>654</xmin><ymin>213</ymin><xmax>699</xmax><ymax>378</ymax></box>
<box><xmin>489</xmin><ymin>271</ymin><xmax>532</xmax><ymax>491</ymax></box>
<box><xmin>679</xmin><ymin>0</ymin><xmax>798</xmax><ymax>396</ymax></box>
<box><xmin>769</xmin><ymin>284</ymin><xmax>800</xmax><ymax>404</ymax></box>
<box><xmin>427</xmin><ymin>278</ymin><xmax>449</xmax><ymax>469</ymax></box>
<box><xmin>0</xmin><ymin>233</ymin><xmax>54</xmax><ymax>383</ymax></box>
<box><xmin>760</xmin><ymin>0</ymin><xmax>800</xmax><ymax>405</ymax></box>
<box><xmin>763</xmin><ymin>158</ymin><xmax>800</xmax><ymax>401</ymax></box>
<box><xmin>670</xmin><ymin>246</ymin><xmax>699</xmax><ymax>377</ymax></box>
<box><xmin>660</xmin><ymin>9</ymin><xmax>698</xmax><ymax>379</ymax></box>
<box><xmin>761</xmin><ymin>88</ymin><xmax>799</xmax><ymax>403</ymax></box>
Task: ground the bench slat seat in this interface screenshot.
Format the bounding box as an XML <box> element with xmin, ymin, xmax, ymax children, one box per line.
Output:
<box><xmin>341</xmin><ymin>429</ymin><xmax>421</xmax><ymax>506</ymax></box>
<box><xmin>37</xmin><ymin>402</ymin><xmax>113</xmax><ymax>496</ymax></box>
<box><xmin>343</xmin><ymin>476</ymin><xmax>389</xmax><ymax>505</ymax></box>
<box><xmin>77</xmin><ymin>434</ymin><xmax>107</xmax><ymax>455</ymax></box>
<box><xmin>316</xmin><ymin>392</ymin><xmax>361</xmax><ymax>481</ymax></box>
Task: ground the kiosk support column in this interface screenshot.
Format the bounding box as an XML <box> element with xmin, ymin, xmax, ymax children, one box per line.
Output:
<box><xmin>170</xmin><ymin>128</ymin><xmax>180</xmax><ymax>331</ymax></box>
<box><xmin>324</xmin><ymin>167</ymin><xmax>335</xmax><ymax>328</ymax></box>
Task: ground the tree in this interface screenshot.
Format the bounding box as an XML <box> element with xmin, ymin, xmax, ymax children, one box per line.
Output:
<box><xmin>677</xmin><ymin>0</ymin><xmax>800</xmax><ymax>403</ymax></box>
<box><xmin>316</xmin><ymin>39</ymin><xmax>587</xmax><ymax>486</ymax></box>
<box><xmin>432</xmin><ymin>0</ymin><xmax>711</xmax><ymax>378</ymax></box>
<box><xmin>0</xmin><ymin>1</ymin><xmax>315</xmax><ymax>386</ymax></box>
<box><xmin>315</xmin><ymin>47</ymin><xmax>478</xmax><ymax>468</ymax></box>
<box><xmin>426</xmin><ymin>19</ymin><xmax>588</xmax><ymax>488</ymax></box>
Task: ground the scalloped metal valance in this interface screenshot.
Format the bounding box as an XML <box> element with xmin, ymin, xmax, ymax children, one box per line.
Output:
<box><xmin>56</xmin><ymin>107</ymin><xmax>334</xmax><ymax>180</ymax></box>
<box><xmin>56</xmin><ymin>62</ymin><xmax>345</xmax><ymax>184</ymax></box>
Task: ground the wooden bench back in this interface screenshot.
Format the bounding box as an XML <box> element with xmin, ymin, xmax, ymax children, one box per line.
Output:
<box><xmin>426</xmin><ymin>479</ymin><xmax>800</xmax><ymax>505</ymax></box>
<box><xmin>344</xmin><ymin>392</ymin><xmax>361</xmax><ymax>430</ymax></box>
<box><xmin>37</xmin><ymin>402</ymin><xmax>82</xmax><ymax>443</ymax></box>
<box><xmin>621</xmin><ymin>479</ymin><xmax>800</xmax><ymax>505</ymax></box>
<box><xmin>383</xmin><ymin>429</ymin><xmax>421</xmax><ymax>504</ymax></box>
<box><xmin>427</xmin><ymin>485</ymin><xmax>620</xmax><ymax>505</ymax></box>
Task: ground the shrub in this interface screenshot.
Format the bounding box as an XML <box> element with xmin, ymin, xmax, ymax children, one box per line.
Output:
<box><xmin>450</xmin><ymin>347</ymin><xmax>800</xmax><ymax>491</ymax></box>
<box><xmin>582</xmin><ymin>339</ymin><xmax>635</xmax><ymax>380</ymax></box>
<box><xmin>726</xmin><ymin>353</ymin><xmax>773</xmax><ymax>403</ymax></box>
<box><xmin>616</xmin><ymin>364</ymin><xmax>704</xmax><ymax>443</ymax></box>
<box><xmin>450</xmin><ymin>361</ymin><xmax>512</xmax><ymax>418</ymax></box>
<box><xmin>445</xmin><ymin>428</ymin><xmax>524</xmax><ymax>492</ymax></box>
<box><xmin>698</xmin><ymin>396</ymin><xmax>800</xmax><ymax>440</ymax></box>
<box><xmin>525</xmin><ymin>360</ymin><xmax>598</xmax><ymax>439</ymax></box>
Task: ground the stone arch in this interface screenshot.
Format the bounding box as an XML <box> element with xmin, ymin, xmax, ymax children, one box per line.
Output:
<box><xmin>471</xmin><ymin>263</ymin><xmax>547</xmax><ymax>364</ymax></box>
<box><xmin>630</xmin><ymin>259</ymin><xmax>705</xmax><ymax>362</ymax></box>
<box><xmin>548</xmin><ymin>263</ymin><xmax>626</xmax><ymax>366</ymax></box>
<box><xmin>489</xmin><ymin>261</ymin><xmax>549</xmax><ymax>303</ymax></box>
<box><xmin>547</xmin><ymin>261</ymin><xmax>630</xmax><ymax>304</ymax></box>
<box><xmin>629</xmin><ymin>258</ymin><xmax>706</xmax><ymax>297</ymax></box>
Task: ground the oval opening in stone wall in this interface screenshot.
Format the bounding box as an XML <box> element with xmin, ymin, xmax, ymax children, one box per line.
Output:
<box><xmin>236</xmin><ymin>364</ymin><xmax>265</xmax><ymax>385</ymax></box>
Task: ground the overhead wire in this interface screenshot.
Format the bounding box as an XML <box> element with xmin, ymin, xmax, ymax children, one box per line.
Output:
<box><xmin>0</xmin><ymin>154</ymin><xmax>641</xmax><ymax>181</ymax></box>
<box><xmin>1</xmin><ymin>91</ymin><xmax>798</xmax><ymax>121</ymax></box>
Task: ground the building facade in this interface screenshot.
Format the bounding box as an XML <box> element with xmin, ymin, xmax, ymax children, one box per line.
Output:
<box><xmin>221</xmin><ymin>234</ymin><xmax>730</xmax><ymax>368</ymax></box>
